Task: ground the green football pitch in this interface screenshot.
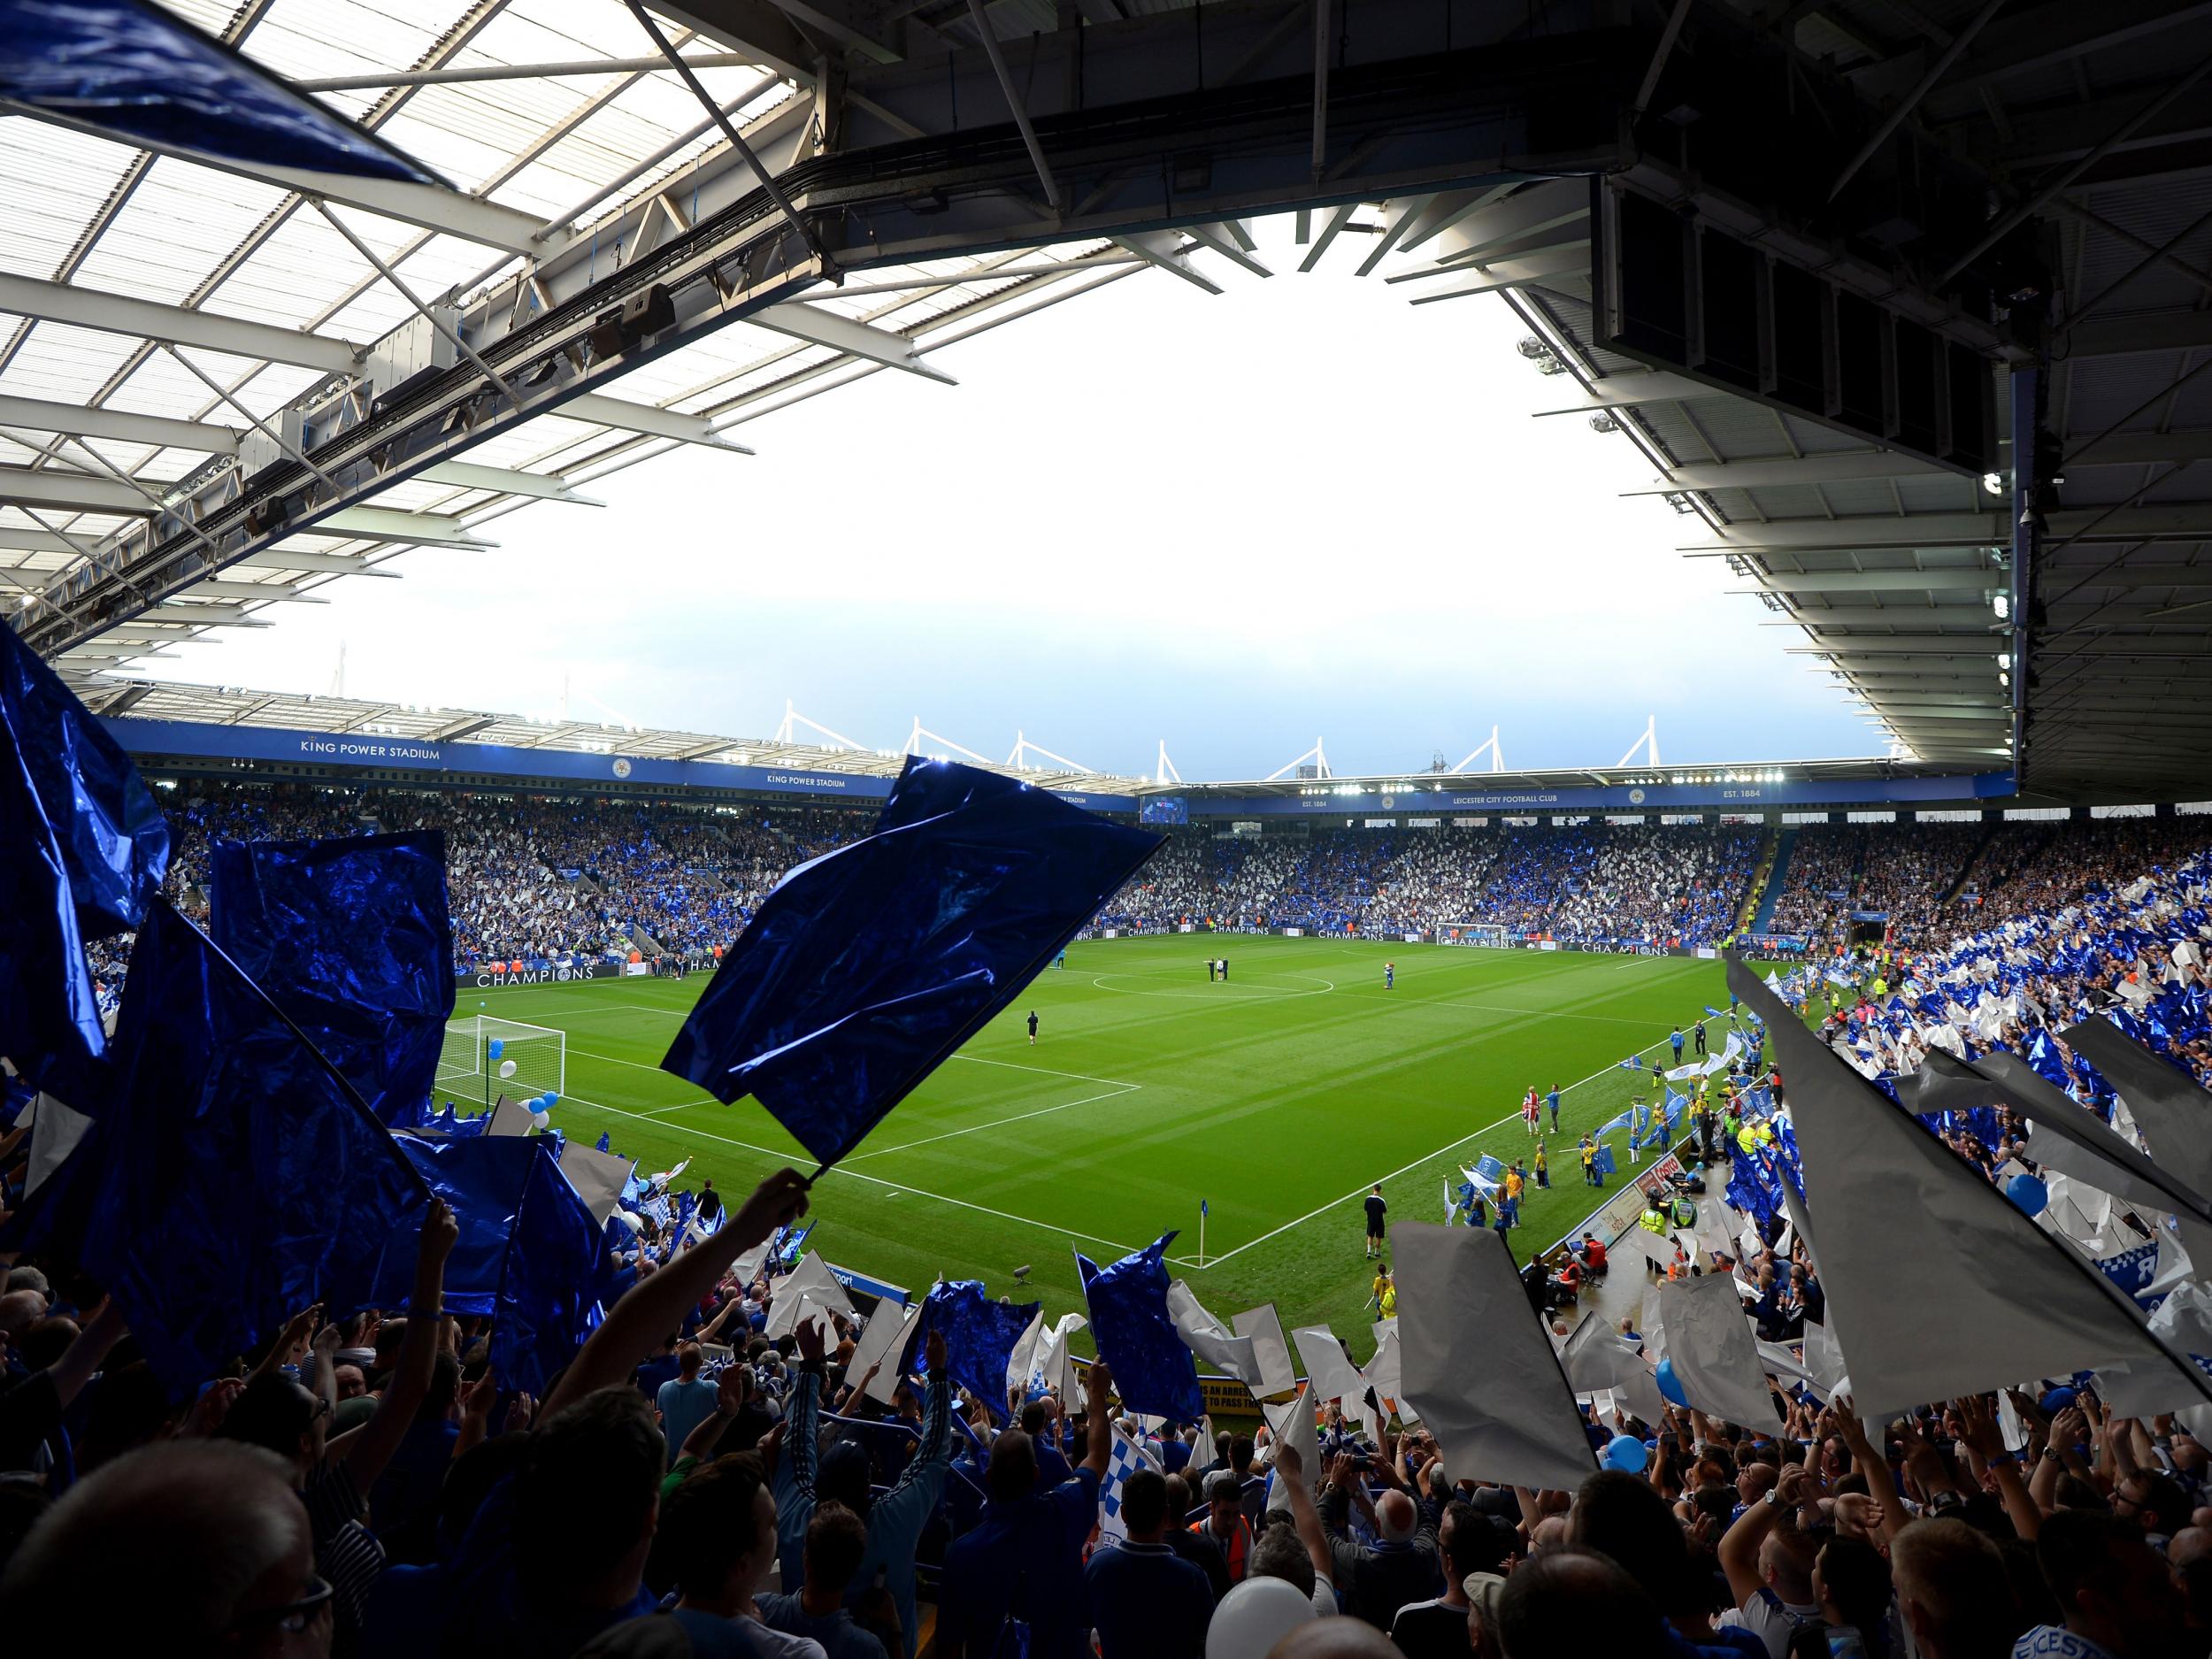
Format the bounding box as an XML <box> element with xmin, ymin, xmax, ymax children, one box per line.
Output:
<box><xmin>458</xmin><ymin>937</ymin><xmax>1743</xmax><ymax>1352</ymax></box>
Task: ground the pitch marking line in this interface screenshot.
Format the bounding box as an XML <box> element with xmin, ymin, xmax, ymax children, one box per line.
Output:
<box><xmin>569</xmin><ymin>1042</ymin><xmax>1142</xmax><ymax>1094</ymax></box>
<box><xmin>1173</xmin><ymin>1013</ymin><xmax>1725</xmax><ymax>1270</ymax></box>
<box><xmin>556</xmin><ymin>1088</ymin><xmax>1143</xmax><ymax>1256</ymax></box>
<box><xmin>843</xmin><ymin>1083</ymin><xmax>1143</xmax><ymax>1163</ymax></box>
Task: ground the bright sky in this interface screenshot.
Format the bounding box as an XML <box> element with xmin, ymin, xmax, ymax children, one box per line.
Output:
<box><xmin>150</xmin><ymin>216</ymin><xmax>1876</xmax><ymax>780</ymax></box>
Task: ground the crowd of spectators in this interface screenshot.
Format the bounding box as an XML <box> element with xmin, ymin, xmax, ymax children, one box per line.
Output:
<box><xmin>1099</xmin><ymin>824</ymin><xmax>1759</xmax><ymax>946</ymax></box>
<box><xmin>144</xmin><ymin>780</ymin><xmax>878</xmax><ymax>972</ymax></box>
<box><xmin>119</xmin><ymin>780</ymin><xmax>2212</xmax><ymax>980</ymax></box>
<box><xmin>1767</xmin><ymin>826</ymin><xmax>1985</xmax><ymax>952</ymax></box>
<box><xmin>12</xmin><ymin>787</ymin><xmax>2212</xmax><ymax>1659</ymax></box>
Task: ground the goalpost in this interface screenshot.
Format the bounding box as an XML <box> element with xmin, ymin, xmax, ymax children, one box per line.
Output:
<box><xmin>1437</xmin><ymin>922</ymin><xmax>1514</xmax><ymax>949</ymax></box>
<box><xmin>436</xmin><ymin>1016</ymin><xmax>567</xmax><ymax>1111</ymax></box>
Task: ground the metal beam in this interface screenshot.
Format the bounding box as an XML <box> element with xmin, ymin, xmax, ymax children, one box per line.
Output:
<box><xmin>1110</xmin><ymin>233</ymin><xmax>1225</xmax><ymax>295</ymax></box>
<box><xmin>1531</xmin><ymin>369</ymin><xmax>1718</xmax><ymax>415</ymax></box>
<box><xmin>0</xmin><ymin>465</ymin><xmax>154</xmax><ymax>516</ymax></box>
<box><xmin>0</xmin><ymin>395</ymin><xmax>238</xmax><ymax>454</ymax></box>
<box><xmin>1407</xmin><ymin>246</ymin><xmax>1591</xmax><ymax>303</ymax></box>
<box><xmin>292</xmin><ymin>51</ymin><xmax>768</xmax><ymax>92</ymax></box>
<box><xmin>1770</xmin><ymin>605</ymin><xmax>1999</xmax><ymax>628</ymax></box>
<box><xmin>2067</xmin><ymin>429</ymin><xmax>2212</xmax><ymax>465</ymax></box>
<box><xmin>2062</xmin><ymin>311</ymin><xmax>2212</xmax><ymax>359</ymax></box>
<box><xmin>1635</xmin><ymin>451</ymin><xmax>1947</xmax><ymax>492</ymax></box>
<box><xmin>1732</xmin><ymin>568</ymin><xmax>1999</xmax><ymax>595</ymax></box>
<box><xmin>748</xmin><ymin>303</ymin><xmax>957</xmax><ymax>382</ymax></box>
<box><xmin>165</xmin><ymin>579</ymin><xmax>317</xmax><ymax>602</ymax></box>
<box><xmin>1796</xmin><ymin>634</ymin><xmax>2010</xmax><ymax>653</ymax></box>
<box><xmin>0</xmin><ymin>273</ymin><xmax>360</xmax><ymax>375</ymax></box>
<box><xmin>0</xmin><ymin>527</ymin><xmax>81</xmax><ymax>555</ymax></box>
<box><xmin>1828</xmin><ymin>0</ymin><xmax>2009</xmax><ymax>201</ymax></box>
<box><xmin>417</xmin><ymin>460</ymin><xmax>604</xmax><ymax>503</ymax></box>
<box><xmin>236</xmin><ymin>549</ymin><xmax>394</xmax><ymax>575</ymax></box>
<box><xmin>1686</xmin><ymin>504</ymin><xmax>2212</xmax><ymax>550</ymax></box>
<box><xmin>315</xmin><ymin>509</ymin><xmax>496</xmax><ymax>548</ymax></box>
<box><xmin>556</xmin><ymin>394</ymin><xmax>754</xmax><ymax>451</ymax></box>
<box><xmin>11</xmin><ymin>109</ymin><xmax>558</xmax><ymax>258</ymax></box>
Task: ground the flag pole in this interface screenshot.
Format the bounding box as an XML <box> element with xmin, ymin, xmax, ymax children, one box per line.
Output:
<box><xmin>1199</xmin><ymin>1200</ymin><xmax>1207</xmax><ymax>1268</ymax></box>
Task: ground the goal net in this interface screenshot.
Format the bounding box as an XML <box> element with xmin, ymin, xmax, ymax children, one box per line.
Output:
<box><xmin>1437</xmin><ymin>922</ymin><xmax>1513</xmax><ymax>949</ymax></box>
<box><xmin>435</xmin><ymin>1016</ymin><xmax>566</xmax><ymax>1107</ymax></box>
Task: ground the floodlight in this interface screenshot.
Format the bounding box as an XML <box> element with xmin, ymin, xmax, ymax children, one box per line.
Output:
<box><xmin>1981</xmin><ymin>472</ymin><xmax>2004</xmax><ymax>495</ymax></box>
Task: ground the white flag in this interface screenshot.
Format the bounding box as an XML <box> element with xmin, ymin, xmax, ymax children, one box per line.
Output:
<box><xmin>554</xmin><ymin>1141</ymin><xmax>636</xmax><ymax>1227</ymax></box>
<box><xmin>854</xmin><ymin>1303</ymin><xmax>921</xmax><ymax>1405</ymax></box>
<box><xmin>23</xmin><ymin>1093</ymin><xmax>90</xmax><ymax>1198</ymax></box>
<box><xmin>1232</xmin><ymin>1303</ymin><xmax>1299</xmax><ymax>1399</ymax></box>
<box><xmin>1657</xmin><ymin>1272</ymin><xmax>1778</xmax><ymax>1431</ymax></box>
<box><xmin>1034</xmin><ymin>1312</ymin><xmax>1089</xmax><ymax>1402</ymax></box>
<box><xmin>1292</xmin><ymin>1325</ymin><xmax>1368</xmax><ymax>1403</ymax></box>
<box><xmin>2066</xmin><ymin>1018</ymin><xmax>2212</xmax><ymax>1197</ymax></box>
<box><xmin>1730</xmin><ymin>958</ymin><xmax>2212</xmax><ymax>1417</ymax></box>
<box><xmin>1263</xmin><ymin>1383</ymin><xmax>1321</xmax><ymax>1509</ymax></box>
<box><xmin>1005</xmin><ymin>1308</ymin><xmax>1047</xmax><ymax>1399</ymax></box>
<box><xmin>764</xmin><ymin>1252</ymin><xmax>856</xmax><ymax>1338</ymax></box>
<box><xmin>1394</xmin><ymin>1221</ymin><xmax>1599</xmax><ymax>1492</ymax></box>
<box><xmin>1167</xmin><ymin>1279</ymin><xmax>1263</xmax><ymax>1387</ymax></box>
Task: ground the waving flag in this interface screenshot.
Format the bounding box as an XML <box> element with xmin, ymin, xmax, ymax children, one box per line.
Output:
<box><xmin>0</xmin><ymin>616</ymin><xmax>170</xmax><ymax>1096</ymax></box>
<box><xmin>6</xmin><ymin>901</ymin><xmax>427</xmax><ymax>1394</ymax></box>
<box><xmin>385</xmin><ymin>1133</ymin><xmax>599</xmax><ymax>1394</ymax></box>
<box><xmin>663</xmin><ymin>759</ymin><xmax>1160</xmax><ymax>1167</ymax></box>
<box><xmin>1079</xmin><ymin>1233</ymin><xmax>1203</xmax><ymax>1419</ymax></box>
<box><xmin>1098</xmin><ymin>1429</ymin><xmax>1164</xmax><ymax>1540</ymax></box>
<box><xmin>1</xmin><ymin>0</ymin><xmax>442</xmax><ymax>182</ymax></box>
<box><xmin>210</xmin><ymin>831</ymin><xmax>455</xmax><ymax>1127</ymax></box>
<box><xmin>917</xmin><ymin>1279</ymin><xmax>1040</xmax><ymax>1409</ymax></box>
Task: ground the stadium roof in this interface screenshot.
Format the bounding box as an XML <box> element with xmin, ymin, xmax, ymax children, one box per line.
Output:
<box><xmin>4</xmin><ymin>0</ymin><xmax>2207</xmax><ymax>807</ymax></box>
<box><xmin>96</xmin><ymin>677</ymin><xmax>1146</xmax><ymax>792</ymax></box>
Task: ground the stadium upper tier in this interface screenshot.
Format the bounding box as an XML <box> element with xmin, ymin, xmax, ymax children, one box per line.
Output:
<box><xmin>127</xmin><ymin>778</ymin><xmax>2211</xmax><ymax>988</ymax></box>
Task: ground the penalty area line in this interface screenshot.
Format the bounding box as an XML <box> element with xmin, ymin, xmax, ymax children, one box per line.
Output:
<box><xmin>842</xmin><ymin>1083</ymin><xmax>1142</xmax><ymax>1162</ymax></box>
<box><xmin>556</xmin><ymin>1089</ymin><xmax>1145</xmax><ymax>1256</ymax></box>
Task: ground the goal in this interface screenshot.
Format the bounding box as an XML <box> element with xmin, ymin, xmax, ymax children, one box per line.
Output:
<box><xmin>436</xmin><ymin>1016</ymin><xmax>566</xmax><ymax>1110</ymax></box>
<box><xmin>1437</xmin><ymin>922</ymin><xmax>1513</xmax><ymax>949</ymax></box>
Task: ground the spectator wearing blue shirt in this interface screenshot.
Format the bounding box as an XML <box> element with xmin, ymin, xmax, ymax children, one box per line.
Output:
<box><xmin>757</xmin><ymin>1501</ymin><xmax>887</xmax><ymax>1659</ymax></box>
<box><xmin>634</xmin><ymin>1333</ymin><xmax>681</xmax><ymax>1402</ymax></box>
<box><xmin>656</xmin><ymin>1346</ymin><xmax>718</xmax><ymax>1470</ymax></box>
<box><xmin>1086</xmin><ymin>1467</ymin><xmax>1214</xmax><ymax>1659</ymax></box>
<box><xmin>774</xmin><ymin>1320</ymin><xmax>952</xmax><ymax>1659</ymax></box>
<box><xmin>935</xmin><ymin>1360</ymin><xmax>1116</xmax><ymax>1659</ymax></box>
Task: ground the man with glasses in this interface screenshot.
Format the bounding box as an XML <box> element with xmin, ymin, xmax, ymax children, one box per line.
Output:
<box><xmin>0</xmin><ymin>1440</ymin><xmax>334</xmax><ymax>1655</ymax></box>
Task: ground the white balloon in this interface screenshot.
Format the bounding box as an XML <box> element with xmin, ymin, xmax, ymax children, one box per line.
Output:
<box><xmin>1203</xmin><ymin>1578</ymin><xmax>1314</xmax><ymax>1659</ymax></box>
<box><xmin>530</xmin><ymin>1110</ymin><xmax>550</xmax><ymax>1130</ymax></box>
<box><xmin>498</xmin><ymin>1060</ymin><xmax>517</xmax><ymax>1079</ymax></box>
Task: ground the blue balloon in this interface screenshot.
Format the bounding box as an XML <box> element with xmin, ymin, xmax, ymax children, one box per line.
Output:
<box><xmin>1656</xmin><ymin>1356</ymin><xmax>1688</xmax><ymax>1407</ymax></box>
<box><xmin>1604</xmin><ymin>1433</ymin><xmax>1647</xmax><ymax>1473</ymax></box>
<box><xmin>539</xmin><ymin>1092</ymin><xmax>558</xmax><ymax>1110</ymax></box>
<box><xmin>2006</xmin><ymin>1172</ymin><xmax>2048</xmax><ymax>1217</ymax></box>
<box><xmin>488</xmin><ymin>1037</ymin><xmax>504</xmax><ymax>1062</ymax></box>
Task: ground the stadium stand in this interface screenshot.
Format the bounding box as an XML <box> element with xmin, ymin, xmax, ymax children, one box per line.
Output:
<box><xmin>12</xmin><ymin>810</ymin><xmax>2212</xmax><ymax>1659</ymax></box>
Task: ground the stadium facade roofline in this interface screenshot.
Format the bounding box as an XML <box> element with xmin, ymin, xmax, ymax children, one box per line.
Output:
<box><xmin>104</xmin><ymin>674</ymin><xmax>2185</xmax><ymax>816</ymax></box>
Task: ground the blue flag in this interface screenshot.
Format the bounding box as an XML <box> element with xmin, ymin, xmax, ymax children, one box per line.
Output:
<box><xmin>1474</xmin><ymin>1154</ymin><xmax>1505</xmax><ymax>1182</ymax></box>
<box><xmin>5</xmin><ymin>900</ymin><xmax>427</xmax><ymax>1394</ymax></box>
<box><xmin>1076</xmin><ymin>1233</ymin><xmax>1203</xmax><ymax>1419</ymax></box>
<box><xmin>916</xmin><ymin>1279</ymin><xmax>1040</xmax><ymax>1408</ymax></box>
<box><xmin>1</xmin><ymin>0</ymin><xmax>441</xmax><ymax>183</ymax></box>
<box><xmin>210</xmin><ymin>830</ymin><xmax>456</xmax><ymax>1127</ymax></box>
<box><xmin>385</xmin><ymin>1133</ymin><xmax>600</xmax><ymax>1394</ymax></box>
<box><xmin>0</xmin><ymin>617</ymin><xmax>169</xmax><ymax>1094</ymax></box>
<box><xmin>662</xmin><ymin>759</ymin><xmax>1162</xmax><ymax>1167</ymax></box>
<box><xmin>1705</xmin><ymin>1006</ymin><xmax>1724</xmax><ymax>1018</ymax></box>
